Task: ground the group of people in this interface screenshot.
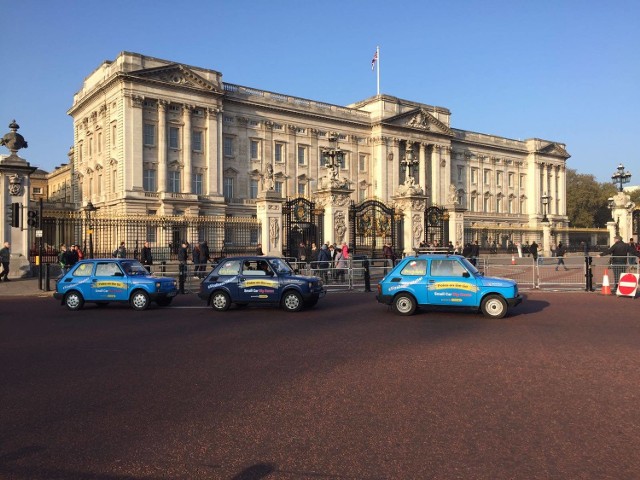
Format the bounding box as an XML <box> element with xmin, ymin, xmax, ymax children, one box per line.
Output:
<box><xmin>297</xmin><ymin>240</ymin><xmax>350</xmax><ymax>283</ymax></box>
<box><xmin>58</xmin><ymin>243</ymin><xmax>84</xmax><ymax>272</ymax></box>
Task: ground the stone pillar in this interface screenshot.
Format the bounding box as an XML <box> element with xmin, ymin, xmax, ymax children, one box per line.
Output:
<box><xmin>0</xmin><ymin>121</ymin><xmax>37</xmax><ymax>278</ymax></box>
<box><xmin>256</xmin><ymin>190</ymin><xmax>284</xmax><ymax>256</ymax></box>
<box><xmin>393</xmin><ymin>194</ymin><xmax>428</xmax><ymax>255</ymax></box>
<box><xmin>542</xmin><ymin>222</ymin><xmax>552</xmax><ymax>257</ymax></box>
<box><xmin>183</xmin><ymin>105</ymin><xmax>192</xmax><ymax>194</ymax></box>
<box><xmin>419</xmin><ymin>142</ymin><xmax>427</xmax><ymax>194</ymax></box>
<box><xmin>157</xmin><ymin>100</ymin><xmax>168</xmax><ymax>193</ymax></box>
<box><xmin>315</xmin><ymin>187</ymin><xmax>354</xmax><ymax>246</ymax></box>
<box><xmin>609</xmin><ymin>191</ymin><xmax>635</xmax><ymax>242</ymax></box>
<box><xmin>432</xmin><ymin>145</ymin><xmax>441</xmax><ymax>205</ymax></box>
<box><xmin>447</xmin><ymin>207</ymin><xmax>466</xmax><ymax>251</ymax></box>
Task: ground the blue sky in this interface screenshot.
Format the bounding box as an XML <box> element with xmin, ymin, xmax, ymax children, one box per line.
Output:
<box><xmin>3</xmin><ymin>0</ymin><xmax>638</xmax><ymax>184</ymax></box>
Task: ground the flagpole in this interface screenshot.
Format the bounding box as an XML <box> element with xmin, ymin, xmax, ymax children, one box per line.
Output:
<box><xmin>376</xmin><ymin>45</ymin><xmax>380</xmax><ymax>96</ymax></box>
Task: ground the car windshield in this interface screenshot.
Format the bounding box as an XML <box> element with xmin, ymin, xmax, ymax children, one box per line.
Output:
<box><xmin>268</xmin><ymin>258</ymin><xmax>293</xmax><ymax>275</ymax></box>
<box><xmin>460</xmin><ymin>257</ymin><xmax>480</xmax><ymax>275</ymax></box>
<box><xmin>121</xmin><ymin>261</ymin><xmax>148</xmax><ymax>275</ymax></box>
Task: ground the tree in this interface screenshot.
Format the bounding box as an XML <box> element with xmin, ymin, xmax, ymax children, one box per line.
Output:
<box><xmin>566</xmin><ymin>169</ymin><xmax>616</xmax><ymax>228</ymax></box>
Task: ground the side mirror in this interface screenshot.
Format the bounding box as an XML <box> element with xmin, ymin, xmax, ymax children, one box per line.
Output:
<box><xmin>463</xmin><ymin>271</ymin><xmax>470</xmax><ymax>278</ymax></box>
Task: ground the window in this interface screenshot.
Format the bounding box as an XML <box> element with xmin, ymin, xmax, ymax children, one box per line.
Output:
<box><xmin>508</xmin><ymin>173</ymin><xmax>514</xmax><ymax>187</ymax></box>
<box><xmin>33</xmin><ymin>187</ymin><xmax>43</xmax><ymax>195</ymax></box>
<box><xmin>496</xmin><ymin>171</ymin><xmax>502</xmax><ymax>187</ymax></box>
<box><xmin>457</xmin><ymin>165</ymin><xmax>463</xmax><ymax>182</ymax></box>
<box><xmin>275</xmin><ymin>181</ymin><xmax>283</xmax><ymax>195</ymax></box>
<box><xmin>146</xmin><ymin>225</ymin><xmax>157</xmax><ymax>243</ymax></box>
<box><xmin>250</xmin><ymin>179</ymin><xmax>258</xmax><ymax>199</ymax></box>
<box><xmin>88</xmin><ymin>136</ymin><xmax>93</xmax><ymax>156</ymax></box>
<box><xmin>73</xmin><ymin>263</ymin><xmax>94</xmax><ymax>277</ymax></box>
<box><xmin>169</xmin><ymin>127</ymin><xmax>180</xmax><ymax>149</ymax></box>
<box><xmin>298</xmin><ymin>183</ymin><xmax>306</xmax><ymax>196</ymax></box>
<box><xmin>470</xmin><ymin>195</ymin><xmax>477</xmax><ymax>212</ymax></box>
<box><xmin>250</xmin><ymin>139</ymin><xmax>260</xmax><ymax>160</ymax></box>
<box><xmin>509</xmin><ymin>197</ymin><xmax>515</xmax><ymax>214</ymax></box>
<box><xmin>143</xmin><ymin>169</ymin><xmax>157</xmax><ymax>192</ymax></box>
<box><xmin>112</xmin><ymin>124</ymin><xmax>117</xmax><ymax>149</ymax></box>
<box><xmin>496</xmin><ymin>196</ymin><xmax>503</xmax><ymax>213</ymax></box>
<box><xmin>400</xmin><ymin>259</ymin><xmax>427</xmax><ymax>276</ymax></box>
<box><xmin>359</xmin><ymin>187</ymin><xmax>367</xmax><ymax>202</ymax></box>
<box><xmin>359</xmin><ymin>154</ymin><xmax>367</xmax><ymax>172</ymax></box>
<box><xmin>520</xmin><ymin>174</ymin><xmax>525</xmax><ymax>188</ymax></box>
<box><xmin>96</xmin><ymin>262</ymin><xmax>123</xmax><ymax>277</ymax></box>
<box><xmin>275</xmin><ymin>142</ymin><xmax>284</xmax><ymax>163</ymax></box>
<box><xmin>112</xmin><ymin>170</ymin><xmax>117</xmax><ymax>193</ymax></box>
<box><xmin>224</xmin><ymin>137</ymin><xmax>233</xmax><ymax>157</ymax></box>
<box><xmin>484</xmin><ymin>169</ymin><xmax>491</xmax><ymax>186</ymax></box>
<box><xmin>192</xmin><ymin>130</ymin><xmax>203</xmax><ymax>152</ymax></box>
<box><xmin>483</xmin><ymin>195</ymin><xmax>491</xmax><ymax>212</ymax></box>
<box><xmin>169</xmin><ymin>171</ymin><xmax>181</xmax><ymax>193</ymax></box>
<box><xmin>224</xmin><ymin>177</ymin><xmax>234</xmax><ymax>199</ymax></box>
<box><xmin>297</xmin><ymin>145</ymin><xmax>306</xmax><ymax>165</ymax></box>
<box><xmin>192</xmin><ymin>173</ymin><xmax>203</xmax><ymax>195</ymax></box>
<box><xmin>143</xmin><ymin>124</ymin><xmax>155</xmax><ymax>146</ymax></box>
<box><xmin>430</xmin><ymin>259</ymin><xmax>466</xmax><ymax>277</ymax></box>
<box><xmin>97</xmin><ymin>132</ymin><xmax>102</xmax><ymax>153</ymax></box>
<box><xmin>471</xmin><ymin>168</ymin><xmax>478</xmax><ymax>184</ymax></box>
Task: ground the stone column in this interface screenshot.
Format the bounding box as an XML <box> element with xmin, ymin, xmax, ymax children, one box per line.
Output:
<box><xmin>256</xmin><ymin>190</ymin><xmax>284</xmax><ymax>256</ymax></box>
<box><xmin>157</xmin><ymin>100</ymin><xmax>168</xmax><ymax>193</ymax></box>
<box><xmin>432</xmin><ymin>145</ymin><xmax>441</xmax><ymax>205</ymax></box>
<box><xmin>393</xmin><ymin>194</ymin><xmax>428</xmax><ymax>255</ymax></box>
<box><xmin>542</xmin><ymin>222</ymin><xmax>552</xmax><ymax>257</ymax></box>
<box><xmin>419</xmin><ymin>142</ymin><xmax>427</xmax><ymax>194</ymax></box>
<box><xmin>183</xmin><ymin>105</ymin><xmax>192</xmax><ymax>194</ymax></box>
<box><xmin>315</xmin><ymin>187</ymin><xmax>354</xmax><ymax>246</ymax></box>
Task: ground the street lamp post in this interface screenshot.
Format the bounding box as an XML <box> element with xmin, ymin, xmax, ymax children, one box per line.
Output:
<box><xmin>611</xmin><ymin>163</ymin><xmax>631</xmax><ymax>192</ymax></box>
<box><xmin>84</xmin><ymin>201</ymin><xmax>98</xmax><ymax>259</ymax></box>
<box><xmin>541</xmin><ymin>192</ymin><xmax>550</xmax><ymax>223</ymax></box>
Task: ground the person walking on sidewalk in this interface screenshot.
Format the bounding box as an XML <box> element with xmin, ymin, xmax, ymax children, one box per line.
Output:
<box><xmin>529</xmin><ymin>241</ymin><xmax>539</xmax><ymax>263</ymax></box>
<box><xmin>0</xmin><ymin>242</ymin><xmax>11</xmax><ymax>281</ymax></box>
<box><xmin>600</xmin><ymin>235</ymin><xmax>640</xmax><ymax>290</ymax></box>
<box><xmin>141</xmin><ymin>241</ymin><xmax>153</xmax><ymax>272</ymax></box>
<box><xmin>555</xmin><ymin>242</ymin><xmax>568</xmax><ymax>271</ymax></box>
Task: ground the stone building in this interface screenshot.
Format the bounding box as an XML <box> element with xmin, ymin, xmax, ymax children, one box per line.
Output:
<box><xmin>67</xmin><ymin>51</ymin><xmax>570</xmax><ymax>251</ymax></box>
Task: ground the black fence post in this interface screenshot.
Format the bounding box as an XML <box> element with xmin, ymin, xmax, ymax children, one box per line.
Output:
<box><xmin>179</xmin><ymin>263</ymin><xmax>185</xmax><ymax>294</ymax></box>
<box><xmin>363</xmin><ymin>257</ymin><xmax>371</xmax><ymax>292</ymax></box>
<box><xmin>585</xmin><ymin>255</ymin><xmax>594</xmax><ymax>291</ymax></box>
<box><xmin>44</xmin><ymin>263</ymin><xmax>51</xmax><ymax>292</ymax></box>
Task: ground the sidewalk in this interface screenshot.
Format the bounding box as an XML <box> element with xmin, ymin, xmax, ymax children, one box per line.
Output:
<box><xmin>0</xmin><ymin>277</ymin><xmax>53</xmax><ymax>297</ymax></box>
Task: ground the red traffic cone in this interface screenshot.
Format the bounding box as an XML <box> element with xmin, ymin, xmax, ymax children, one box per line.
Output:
<box><xmin>601</xmin><ymin>268</ymin><xmax>612</xmax><ymax>295</ymax></box>
<box><xmin>511</xmin><ymin>255</ymin><xmax>516</xmax><ymax>265</ymax></box>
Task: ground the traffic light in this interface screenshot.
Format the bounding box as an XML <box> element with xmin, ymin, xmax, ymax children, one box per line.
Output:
<box><xmin>27</xmin><ymin>210</ymin><xmax>39</xmax><ymax>227</ymax></box>
<box><xmin>11</xmin><ymin>203</ymin><xmax>20</xmax><ymax>228</ymax></box>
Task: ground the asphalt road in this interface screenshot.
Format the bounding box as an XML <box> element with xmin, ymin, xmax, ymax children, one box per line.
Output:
<box><xmin>1</xmin><ymin>292</ymin><xmax>639</xmax><ymax>479</ymax></box>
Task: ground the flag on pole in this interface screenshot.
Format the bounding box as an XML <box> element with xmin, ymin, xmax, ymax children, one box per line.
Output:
<box><xmin>371</xmin><ymin>50</ymin><xmax>378</xmax><ymax>71</ymax></box>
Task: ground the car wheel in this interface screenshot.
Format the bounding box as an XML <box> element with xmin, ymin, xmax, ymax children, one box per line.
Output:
<box><xmin>210</xmin><ymin>291</ymin><xmax>231</xmax><ymax>311</ymax></box>
<box><xmin>156</xmin><ymin>297</ymin><xmax>173</xmax><ymax>307</ymax></box>
<box><xmin>64</xmin><ymin>291</ymin><xmax>84</xmax><ymax>311</ymax></box>
<box><xmin>130</xmin><ymin>290</ymin><xmax>150</xmax><ymax>311</ymax></box>
<box><xmin>481</xmin><ymin>294</ymin><xmax>507</xmax><ymax>319</ymax></box>
<box><xmin>392</xmin><ymin>293</ymin><xmax>416</xmax><ymax>316</ymax></box>
<box><xmin>281</xmin><ymin>291</ymin><xmax>303</xmax><ymax>312</ymax></box>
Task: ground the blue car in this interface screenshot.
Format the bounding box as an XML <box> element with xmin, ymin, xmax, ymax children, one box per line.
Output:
<box><xmin>54</xmin><ymin>259</ymin><xmax>178</xmax><ymax>311</ymax></box>
<box><xmin>198</xmin><ymin>256</ymin><xmax>326</xmax><ymax>312</ymax></box>
<box><xmin>376</xmin><ymin>254</ymin><xmax>522</xmax><ymax>318</ymax></box>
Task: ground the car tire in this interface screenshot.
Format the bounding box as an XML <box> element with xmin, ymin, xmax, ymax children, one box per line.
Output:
<box><xmin>64</xmin><ymin>291</ymin><xmax>84</xmax><ymax>311</ymax></box>
<box><xmin>210</xmin><ymin>291</ymin><xmax>231</xmax><ymax>311</ymax></box>
<box><xmin>481</xmin><ymin>294</ymin><xmax>507</xmax><ymax>319</ymax></box>
<box><xmin>156</xmin><ymin>298</ymin><xmax>173</xmax><ymax>307</ymax></box>
<box><xmin>130</xmin><ymin>290</ymin><xmax>150</xmax><ymax>311</ymax></box>
<box><xmin>281</xmin><ymin>291</ymin><xmax>303</xmax><ymax>312</ymax></box>
<box><xmin>392</xmin><ymin>293</ymin><xmax>417</xmax><ymax>316</ymax></box>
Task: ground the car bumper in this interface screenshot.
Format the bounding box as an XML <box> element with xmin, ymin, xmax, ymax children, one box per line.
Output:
<box><xmin>507</xmin><ymin>295</ymin><xmax>523</xmax><ymax>308</ymax></box>
<box><xmin>376</xmin><ymin>294</ymin><xmax>393</xmax><ymax>305</ymax></box>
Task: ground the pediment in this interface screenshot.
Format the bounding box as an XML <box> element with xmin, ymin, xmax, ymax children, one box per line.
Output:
<box><xmin>386</xmin><ymin>108</ymin><xmax>453</xmax><ymax>136</ymax></box>
<box><xmin>130</xmin><ymin>64</ymin><xmax>222</xmax><ymax>93</ymax></box>
<box><xmin>538</xmin><ymin>142</ymin><xmax>570</xmax><ymax>158</ymax></box>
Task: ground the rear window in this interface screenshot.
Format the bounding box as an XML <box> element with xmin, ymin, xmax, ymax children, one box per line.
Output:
<box><xmin>400</xmin><ymin>260</ymin><xmax>427</xmax><ymax>276</ymax></box>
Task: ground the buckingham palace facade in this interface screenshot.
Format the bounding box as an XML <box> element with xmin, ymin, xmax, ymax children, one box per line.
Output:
<box><xmin>67</xmin><ymin>51</ymin><xmax>569</xmax><ymax>252</ymax></box>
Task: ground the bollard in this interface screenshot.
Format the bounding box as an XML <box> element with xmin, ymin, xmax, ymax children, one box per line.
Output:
<box><xmin>44</xmin><ymin>263</ymin><xmax>51</xmax><ymax>292</ymax></box>
<box><xmin>585</xmin><ymin>255</ymin><xmax>594</xmax><ymax>292</ymax></box>
<box><xmin>179</xmin><ymin>263</ymin><xmax>185</xmax><ymax>294</ymax></box>
<box><xmin>363</xmin><ymin>258</ymin><xmax>371</xmax><ymax>292</ymax></box>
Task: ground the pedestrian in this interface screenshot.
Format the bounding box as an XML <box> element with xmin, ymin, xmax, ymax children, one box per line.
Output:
<box><xmin>0</xmin><ymin>241</ymin><xmax>10</xmax><ymax>281</ymax></box>
<box><xmin>58</xmin><ymin>244</ymin><xmax>71</xmax><ymax>273</ymax></box>
<box><xmin>114</xmin><ymin>241</ymin><xmax>127</xmax><ymax>258</ymax></box>
<box><xmin>255</xmin><ymin>243</ymin><xmax>264</xmax><ymax>255</ymax></box>
<box><xmin>317</xmin><ymin>243</ymin><xmax>331</xmax><ymax>282</ymax></box>
<box><xmin>334</xmin><ymin>246</ymin><xmax>347</xmax><ymax>282</ymax></box>
<box><xmin>201</xmin><ymin>240</ymin><xmax>211</xmax><ymax>264</ymax></box>
<box><xmin>555</xmin><ymin>242</ymin><xmax>568</xmax><ymax>271</ymax></box>
<box><xmin>141</xmin><ymin>241</ymin><xmax>153</xmax><ymax>272</ymax></box>
<box><xmin>68</xmin><ymin>244</ymin><xmax>80</xmax><ymax>267</ymax></box>
<box><xmin>298</xmin><ymin>241</ymin><xmax>308</xmax><ymax>264</ymax></box>
<box><xmin>600</xmin><ymin>235</ymin><xmax>640</xmax><ymax>290</ymax></box>
<box><xmin>192</xmin><ymin>242</ymin><xmax>202</xmax><ymax>278</ymax></box>
<box><xmin>529</xmin><ymin>241</ymin><xmax>539</xmax><ymax>263</ymax></box>
<box><xmin>470</xmin><ymin>240</ymin><xmax>480</xmax><ymax>266</ymax></box>
<box><xmin>383</xmin><ymin>242</ymin><xmax>396</xmax><ymax>268</ymax></box>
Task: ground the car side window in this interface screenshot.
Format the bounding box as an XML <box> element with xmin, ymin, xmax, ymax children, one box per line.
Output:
<box><xmin>73</xmin><ymin>263</ymin><xmax>93</xmax><ymax>277</ymax></box>
<box><xmin>400</xmin><ymin>260</ymin><xmax>427</xmax><ymax>276</ymax></box>
<box><xmin>431</xmin><ymin>259</ymin><xmax>466</xmax><ymax>277</ymax></box>
<box><xmin>95</xmin><ymin>262</ymin><xmax>123</xmax><ymax>277</ymax></box>
<box><xmin>218</xmin><ymin>260</ymin><xmax>241</xmax><ymax>276</ymax></box>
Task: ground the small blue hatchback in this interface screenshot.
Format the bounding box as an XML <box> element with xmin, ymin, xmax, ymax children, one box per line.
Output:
<box><xmin>54</xmin><ymin>259</ymin><xmax>178</xmax><ymax>311</ymax></box>
<box><xmin>198</xmin><ymin>256</ymin><xmax>326</xmax><ymax>312</ymax></box>
<box><xmin>376</xmin><ymin>254</ymin><xmax>522</xmax><ymax>318</ymax></box>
